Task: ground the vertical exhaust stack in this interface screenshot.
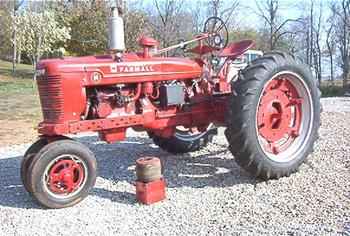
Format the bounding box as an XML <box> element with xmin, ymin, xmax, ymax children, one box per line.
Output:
<box><xmin>108</xmin><ymin>6</ymin><xmax>125</xmax><ymax>54</ymax></box>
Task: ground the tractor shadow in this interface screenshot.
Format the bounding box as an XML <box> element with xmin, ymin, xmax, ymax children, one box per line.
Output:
<box><xmin>0</xmin><ymin>133</ymin><xmax>257</xmax><ymax>209</ymax></box>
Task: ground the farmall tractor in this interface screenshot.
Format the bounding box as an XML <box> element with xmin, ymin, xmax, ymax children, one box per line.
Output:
<box><xmin>21</xmin><ymin>8</ymin><xmax>321</xmax><ymax>208</ymax></box>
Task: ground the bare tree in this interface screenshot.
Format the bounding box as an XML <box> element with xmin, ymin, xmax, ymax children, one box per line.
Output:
<box><xmin>208</xmin><ymin>0</ymin><xmax>221</xmax><ymax>17</ymax></box>
<box><xmin>325</xmin><ymin>13</ymin><xmax>336</xmax><ymax>83</ymax></box>
<box><xmin>330</xmin><ymin>0</ymin><xmax>350</xmax><ymax>89</ymax></box>
<box><xmin>305</xmin><ymin>1</ymin><xmax>314</xmax><ymax>65</ymax></box>
<box><xmin>189</xmin><ymin>1</ymin><xmax>206</xmax><ymax>34</ymax></box>
<box><xmin>254</xmin><ymin>0</ymin><xmax>300</xmax><ymax>51</ymax></box>
<box><xmin>150</xmin><ymin>0</ymin><xmax>186</xmax><ymax>49</ymax></box>
<box><xmin>312</xmin><ymin>1</ymin><xmax>323</xmax><ymax>85</ymax></box>
<box><xmin>291</xmin><ymin>0</ymin><xmax>324</xmax><ymax>85</ymax></box>
<box><xmin>11</xmin><ymin>0</ymin><xmax>24</xmax><ymax>74</ymax></box>
<box><xmin>207</xmin><ymin>0</ymin><xmax>239</xmax><ymax>30</ymax></box>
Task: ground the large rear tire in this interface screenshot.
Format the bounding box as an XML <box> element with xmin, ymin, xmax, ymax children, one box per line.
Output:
<box><xmin>225</xmin><ymin>52</ymin><xmax>321</xmax><ymax>179</ymax></box>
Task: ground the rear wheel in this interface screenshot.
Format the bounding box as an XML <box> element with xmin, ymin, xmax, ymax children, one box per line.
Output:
<box><xmin>225</xmin><ymin>52</ymin><xmax>321</xmax><ymax>179</ymax></box>
<box><xmin>149</xmin><ymin>125</ymin><xmax>217</xmax><ymax>154</ymax></box>
<box><xmin>26</xmin><ymin>139</ymin><xmax>97</xmax><ymax>208</ymax></box>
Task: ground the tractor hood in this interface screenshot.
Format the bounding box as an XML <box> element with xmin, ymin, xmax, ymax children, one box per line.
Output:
<box><xmin>36</xmin><ymin>53</ymin><xmax>202</xmax><ymax>85</ymax></box>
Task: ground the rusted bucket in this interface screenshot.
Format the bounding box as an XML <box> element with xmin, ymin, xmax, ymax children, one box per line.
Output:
<box><xmin>135</xmin><ymin>157</ymin><xmax>166</xmax><ymax>204</ymax></box>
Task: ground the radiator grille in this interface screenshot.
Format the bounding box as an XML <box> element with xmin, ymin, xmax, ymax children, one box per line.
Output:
<box><xmin>37</xmin><ymin>75</ymin><xmax>64</xmax><ymax>122</ymax></box>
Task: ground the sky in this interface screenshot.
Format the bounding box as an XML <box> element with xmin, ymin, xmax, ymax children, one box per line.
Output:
<box><xmin>128</xmin><ymin>0</ymin><xmax>329</xmax><ymax>28</ymax></box>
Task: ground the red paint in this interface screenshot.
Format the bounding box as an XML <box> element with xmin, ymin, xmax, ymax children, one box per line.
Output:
<box><xmin>138</xmin><ymin>36</ymin><xmax>159</xmax><ymax>58</ymax></box>
<box><xmin>257</xmin><ymin>77</ymin><xmax>302</xmax><ymax>154</ymax></box>
<box><xmin>35</xmin><ymin>34</ymin><xmax>250</xmax><ymax>141</ymax></box>
<box><xmin>96</xmin><ymin>102</ymin><xmax>113</xmax><ymax>118</ymax></box>
<box><xmin>189</xmin><ymin>44</ymin><xmax>215</xmax><ymax>55</ymax></box>
<box><xmin>218</xmin><ymin>40</ymin><xmax>254</xmax><ymax>59</ymax></box>
<box><xmin>131</xmin><ymin>83</ymin><xmax>142</xmax><ymax>102</ymax></box>
<box><xmin>142</xmin><ymin>82</ymin><xmax>154</xmax><ymax>96</ymax></box>
<box><xmin>37</xmin><ymin>97</ymin><xmax>227</xmax><ymax>139</ymax></box>
<box><xmin>136</xmin><ymin>178</ymin><xmax>166</xmax><ymax>205</ymax></box>
<box><xmin>99</xmin><ymin>128</ymin><xmax>126</xmax><ymax>143</ymax></box>
<box><xmin>48</xmin><ymin>159</ymin><xmax>85</xmax><ymax>194</ymax></box>
<box><xmin>37</xmin><ymin>56</ymin><xmax>202</xmax><ymax>86</ymax></box>
<box><xmin>138</xmin><ymin>36</ymin><xmax>159</xmax><ymax>47</ymax></box>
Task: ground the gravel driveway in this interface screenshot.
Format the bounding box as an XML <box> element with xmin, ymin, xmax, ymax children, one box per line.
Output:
<box><xmin>0</xmin><ymin>97</ymin><xmax>349</xmax><ymax>236</ymax></box>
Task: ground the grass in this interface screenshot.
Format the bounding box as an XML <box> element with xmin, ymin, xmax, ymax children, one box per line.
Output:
<box><xmin>0</xmin><ymin>60</ymin><xmax>41</xmax><ymax>122</ymax></box>
<box><xmin>320</xmin><ymin>80</ymin><xmax>345</xmax><ymax>97</ymax></box>
<box><xmin>320</xmin><ymin>86</ymin><xmax>344</xmax><ymax>97</ymax></box>
<box><xmin>0</xmin><ymin>60</ymin><xmax>42</xmax><ymax>146</ymax></box>
<box><xmin>0</xmin><ymin>59</ymin><xmax>34</xmax><ymax>79</ymax></box>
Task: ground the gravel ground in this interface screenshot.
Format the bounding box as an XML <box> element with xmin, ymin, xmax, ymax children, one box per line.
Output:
<box><xmin>0</xmin><ymin>97</ymin><xmax>349</xmax><ymax>236</ymax></box>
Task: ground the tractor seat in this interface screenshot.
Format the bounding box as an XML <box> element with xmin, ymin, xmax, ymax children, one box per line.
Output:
<box><xmin>218</xmin><ymin>40</ymin><xmax>254</xmax><ymax>59</ymax></box>
<box><xmin>138</xmin><ymin>36</ymin><xmax>159</xmax><ymax>47</ymax></box>
<box><xmin>188</xmin><ymin>45</ymin><xmax>216</xmax><ymax>55</ymax></box>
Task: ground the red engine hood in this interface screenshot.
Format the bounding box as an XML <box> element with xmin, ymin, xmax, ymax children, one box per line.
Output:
<box><xmin>37</xmin><ymin>54</ymin><xmax>202</xmax><ymax>85</ymax></box>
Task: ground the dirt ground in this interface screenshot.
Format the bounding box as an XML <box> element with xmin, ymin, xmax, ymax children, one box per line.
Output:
<box><xmin>0</xmin><ymin>92</ymin><xmax>41</xmax><ymax>147</ymax></box>
<box><xmin>0</xmin><ymin>120</ymin><xmax>38</xmax><ymax>147</ymax></box>
<box><xmin>0</xmin><ymin>70</ymin><xmax>41</xmax><ymax>147</ymax></box>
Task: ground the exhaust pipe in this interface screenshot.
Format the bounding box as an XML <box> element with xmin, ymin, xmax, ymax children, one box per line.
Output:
<box><xmin>108</xmin><ymin>6</ymin><xmax>125</xmax><ymax>52</ymax></box>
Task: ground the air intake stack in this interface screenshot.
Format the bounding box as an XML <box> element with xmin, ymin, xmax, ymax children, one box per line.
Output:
<box><xmin>108</xmin><ymin>6</ymin><xmax>125</xmax><ymax>52</ymax></box>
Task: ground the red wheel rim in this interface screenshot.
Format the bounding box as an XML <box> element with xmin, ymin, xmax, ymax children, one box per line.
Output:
<box><xmin>257</xmin><ymin>75</ymin><xmax>303</xmax><ymax>155</ymax></box>
<box><xmin>46</xmin><ymin>157</ymin><xmax>85</xmax><ymax>195</ymax></box>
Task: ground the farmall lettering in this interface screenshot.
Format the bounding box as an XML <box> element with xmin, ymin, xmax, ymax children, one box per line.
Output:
<box><xmin>111</xmin><ymin>64</ymin><xmax>155</xmax><ymax>73</ymax></box>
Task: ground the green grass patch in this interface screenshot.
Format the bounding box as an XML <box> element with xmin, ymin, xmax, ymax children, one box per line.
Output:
<box><xmin>320</xmin><ymin>85</ymin><xmax>344</xmax><ymax>97</ymax></box>
<box><xmin>0</xmin><ymin>78</ymin><xmax>37</xmax><ymax>95</ymax></box>
<box><xmin>0</xmin><ymin>59</ymin><xmax>37</xmax><ymax>96</ymax></box>
<box><xmin>0</xmin><ymin>60</ymin><xmax>42</xmax><ymax>122</ymax></box>
<box><xmin>0</xmin><ymin>59</ymin><xmax>34</xmax><ymax>79</ymax></box>
<box><xmin>0</xmin><ymin>80</ymin><xmax>41</xmax><ymax>121</ymax></box>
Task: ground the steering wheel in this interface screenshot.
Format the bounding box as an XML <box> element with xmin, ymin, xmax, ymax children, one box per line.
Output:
<box><xmin>203</xmin><ymin>16</ymin><xmax>228</xmax><ymax>49</ymax></box>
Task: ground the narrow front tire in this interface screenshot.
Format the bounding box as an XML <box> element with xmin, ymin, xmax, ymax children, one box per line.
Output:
<box><xmin>26</xmin><ymin>140</ymin><xmax>97</xmax><ymax>208</ymax></box>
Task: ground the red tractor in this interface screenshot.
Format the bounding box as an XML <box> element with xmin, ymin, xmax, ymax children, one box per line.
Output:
<box><xmin>21</xmin><ymin>9</ymin><xmax>321</xmax><ymax>208</ymax></box>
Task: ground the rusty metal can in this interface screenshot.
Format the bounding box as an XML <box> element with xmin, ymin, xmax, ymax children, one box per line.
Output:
<box><xmin>135</xmin><ymin>157</ymin><xmax>162</xmax><ymax>183</ymax></box>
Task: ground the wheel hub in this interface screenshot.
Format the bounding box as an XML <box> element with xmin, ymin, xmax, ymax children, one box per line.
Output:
<box><xmin>47</xmin><ymin>158</ymin><xmax>85</xmax><ymax>194</ymax></box>
<box><xmin>257</xmin><ymin>77</ymin><xmax>302</xmax><ymax>154</ymax></box>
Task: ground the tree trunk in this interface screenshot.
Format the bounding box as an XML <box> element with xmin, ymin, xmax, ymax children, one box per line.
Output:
<box><xmin>316</xmin><ymin>40</ymin><xmax>322</xmax><ymax>86</ymax></box>
<box><xmin>343</xmin><ymin>66</ymin><xmax>349</xmax><ymax>90</ymax></box>
<box><xmin>309</xmin><ymin>2</ymin><xmax>314</xmax><ymax>67</ymax></box>
<box><xmin>318</xmin><ymin>65</ymin><xmax>322</xmax><ymax>86</ymax></box>
<box><xmin>330</xmin><ymin>53</ymin><xmax>334</xmax><ymax>85</ymax></box>
<box><xmin>306</xmin><ymin>28</ymin><xmax>310</xmax><ymax>65</ymax></box>
<box><xmin>17</xmin><ymin>50</ymin><xmax>21</xmax><ymax>64</ymax></box>
<box><xmin>32</xmin><ymin>60</ymin><xmax>37</xmax><ymax>80</ymax></box>
<box><xmin>343</xmin><ymin>73</ymin><xmax>348</xmax><ymax>90</ymax></box>
<box><xmin>12</xmin><ymin>11</ymin><xmax>16</xmax><ymax>76</ymax></box>
<box><xmin>326</xmin><ymin>26</ymin><xmax>334</xmax><ymax>84</ymax></box>
<box><xmin>326</xmin><ymin>42</ymin><xmax>332</xmax><ymax>82</ymax></box>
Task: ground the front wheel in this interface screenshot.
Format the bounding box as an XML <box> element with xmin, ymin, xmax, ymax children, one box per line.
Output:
<box><xmin>225</xmin><ymin>52</ymin><xmax>321</xmax><ymax>179</ymax></box>
<box><xmin>21</xmin><ymin>138</ymin><xmax>48</xmax><ymax>193</ymax></box>
<box><xmin>26</xmin><ymin>139</ymin><xmax>97</xmax><ymax>208</ymax></box>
